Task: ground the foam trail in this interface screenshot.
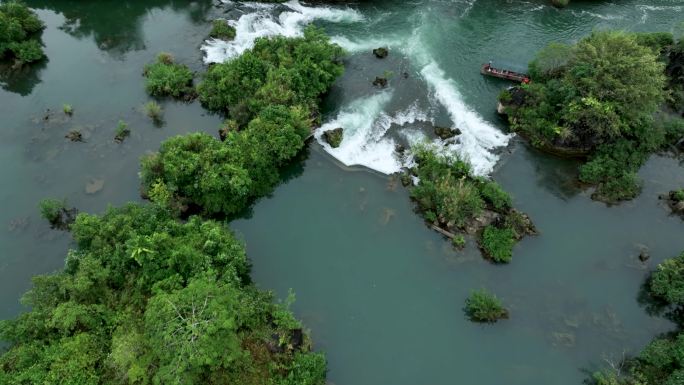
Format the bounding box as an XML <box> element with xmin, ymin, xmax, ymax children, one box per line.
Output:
<box><xmin>315</xmin><ymin>93</ymin><xmax>431</xmax><ymax>174</ymax></box>
<box><xmin>203</xmin><ymin>0</ymin><xmax>364</xmax><ymax>63</ymax></box>
<box><xmin>420</xmin><ymin>62</ymin><xmax>510</xmax><ymax>175</ymax></box>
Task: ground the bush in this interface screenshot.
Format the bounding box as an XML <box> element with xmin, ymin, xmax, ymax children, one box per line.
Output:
<box><xmin>114</xmin><ymin>120</ymin><xmax>129</xmax><ymax>143</ymax></box>
<box><xmin>144</xmin><ymin>101</ymin><xmax>163</xmax><ymax>122</ymax></box>
<box><xmin>209</xmin><ymin>19</ymin><xmax>236</xmax><ymax>40</ymax></box>
<box><xmin>143</xmin><ymin>53</ymin><xmax>194</xmax><ymax>98</ymax></box>
<box><xmin>8</xmin><ymin>39</ymin><xmax>43</xmax><ymax>63</ymax></box>
<box><xmin>39</xmin><ymin>198</ymin><xmax>65</xmax><ymax>225</ymax></box>
<box><xmin>62</xmin><ymin>104</ymin><xmax>73</xmax><ymax>115</ymax></box>
<box><xmin>651</xmin><ymin>252</ymin><xmax>684</xmax><ymax>306</ymax></box>
<box><xmin>0</xmin><ymin>2</ymin><xmax>45</xmax><ymax>63</ymax></box>
<box><xmin>452</xmin><ymin>235</ymin><xmax>465</xmax><ymax>249</ymax></box>
<box><xmin>479</xmin><ymin>226</ymin><xmax>516</xmax><ymax>263</ymax></box>
<box><xmin>478</xmin><ymin>179</ymin><xmax>512</xmax><ymax>212</ymax></box>
<box><xmin>464</xmin><ymin>289</ymin><xmax>508</xmax><ymax>322</ymax></box>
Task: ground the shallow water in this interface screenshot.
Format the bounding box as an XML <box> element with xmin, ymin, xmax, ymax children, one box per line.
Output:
<box><xmin>2</xmin><ymin>1</ymin><xmax>684</xmax><ymax>384</ymax></box>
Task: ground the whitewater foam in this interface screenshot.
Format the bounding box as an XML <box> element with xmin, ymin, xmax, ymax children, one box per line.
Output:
<box><xmin>202</xmin><ymin>0</ymin><xmax>364</xmax><ymax>63</ymax></box>
<box><xmin>315</xmin><ymin>94</ymin><xmax>432</xmax><ymax>174</ymax></box>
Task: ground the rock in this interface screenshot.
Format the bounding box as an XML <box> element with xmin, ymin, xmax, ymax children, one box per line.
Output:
<box><xmin>497</xmin><ymin>101</ymin><xmax>506</xmax><ymax>115</ymax></box>
<box><xmin>434</xmin><ymin>126</ymin><xmax>461</xmax><ymax>140</ymax></box>
<box><xmin>65</xmin><ymin>130</ymin><xmax>83</xmax><ymax>142</ymax></box>
<box><xmin>402</xmin><ymin>72</ymin><xmax>409</xmax><ymax>79</ymax></box>
<box><xmin>639</xmin><ymin>250</ymin><xmax>650</xmax><ymax>262</ymax></box>
<box><xmin>323</xmin><ymin>127</ymin><xmax>343</xmax><ymax>148</ymax></box>
<box><xmin>372</xmin><ymin>47</ymin><xmax>388</xmax><ymax>59</ymax></box>
<box><xmin>551</xmin><ymin>332</ymin><xmax>575</xmax><ymax>347</ymax></box>
<box><xmin>400</xmin><ymin>173</ymin><xmax>411</xmax><ymax>187</ymax></box>
<box><xmin>85</xmin><ymin>178</ymin><xmax>105</xmax><ymax>194</ymax></box>
<box><xmin>395</xmin><ymin>144</ymin><xmax>406</xmax><ymax>155</ymax></box>
<box><xmin>675</xmin><ymin>201</ymin><xmax>684</xmax><ymax>213</ymax></box>
<box><xmin>372</xmin><ymin>76</ymin><xmax>388</xmax><ymax>88</ymax></box>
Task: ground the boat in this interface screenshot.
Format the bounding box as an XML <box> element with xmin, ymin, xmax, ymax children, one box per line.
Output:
<box><xmin>481</xmin><ymin>63</ymin><xmax>530</xmax><ymax>83</ymax></box>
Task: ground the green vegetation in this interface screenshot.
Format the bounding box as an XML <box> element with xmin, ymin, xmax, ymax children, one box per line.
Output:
<box><xmin>209</xmin><ymin>19</ymin><xmax>236</xmax><ymax>40</ymax></box>
<box><xmin>114</xmin><ymin>120</ymin><xmax>130</xmax><ymax>143</ymax></box>
<box><xmin>143</xmin><ymin>27</ymin><xmax>343</xmax><ymax>216</ymax></box>
<box><xmin>406</xmin><ymin>146</ymin><xmax>534</xmax><ymax>260</ymax></box>
<box><xmin>590</xmin><ymin>252</ymin><xmax>684</xmax><ymax>385</ymax></box>
<box><xmin>464</xmin><ymin>289</ymin><xmax>508</xmax><ymax>323</ymax></box>
<box><xmin>0</xmin><ymin>1</ymin><xmax>45</xmax><ymax>65</ymax></box>
<box><xmin>0</xmin><ymin>204</ymin><xmax>326</xmax><ymax>385</ymax></box>
<box><xmin>143</xmin><ymin>52</ymin><xmax>194</xmax><ymax>99</ymax></box>
<box><xmin>144</xmin><ymin>100</ymin><xmax>163</xmax><ymax>122</ymax></box>
<box><xmin>452</xmin><ymin>234</ymin><xmax>465</xmax><ymax>249</ymax></box>
<box><xmin>197</xmin><ymin>26</ymin><xmax>344</xmax><ymax>126</ymax></box>
<box><xmin>38</xmin><ymin>198</ymin><xmax>66</xmax><ymax>225</ymax></box>
<box><xmin>479</xmin><ymin>226</ymin><xmax>515</xmax><ymax>263</ymax></box>
<box><xmin>500</xmin><ymin>31</ymin><xmax>684</xmax><ymax>203</ymax></box>
<box><xmin>62</xmin><ymin>103</ymin><xmax>73</xmax><ymax>115</ymax></box>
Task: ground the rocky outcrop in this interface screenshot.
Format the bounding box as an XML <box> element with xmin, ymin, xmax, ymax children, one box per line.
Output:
<box><xmin>65</xmin><ymin>130</ymin><xmax>83</xmax><ymax>142</ymax></box>
<box><xmin>434</xmin><ymin>126</ymin><xmax>461</xmax><ymax>140</ymax></box>
<box><xmin>372</xmin><ymin>76</ymin><xmax>387</xmax><ymax>87</ymax></box>
<box><xmin>664</xmin><ymin>189</ymin><xmax>684</xmax><ymax>217</ymax></box>
<box><xmin>323</xmin><ymin>127</ymin><xmax>343</xmax><ymax>148</ymax></box>
<box><xmin>372</xmin><ymin>47</ymin><xmax>388</xmax><ymax>59</ymax></box>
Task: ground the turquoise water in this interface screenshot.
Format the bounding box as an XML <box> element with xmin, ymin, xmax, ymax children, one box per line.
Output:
<box><xmin>2</xmin><ymin>1</ymin><xmax>684</xmax><ymax>384</ymax></box>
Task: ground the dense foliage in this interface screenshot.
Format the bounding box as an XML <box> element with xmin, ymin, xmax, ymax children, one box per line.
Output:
<box><xmin>0</xmin><ymin>1</ymin><xmax>45</xmax><ymax>64</ymax></box>
<box><xmin>407</xmin><ymin>146</ymin><xmax>534</xmax><ymax>262</ymax></box>
<box><xmin>500</xmin><ymin>31</ymin><xmax>684</xmax><ymax>202</ymax></box>
<box><xmin>143</xmin><ymin>27</ymin><xmax>343</xmax><ymax>215</ymax></box>
<box><xmin>464</xmin><ymin>289</ymin><xmax>508</xmax><ymax>322</ymax></box>
<box><xmin>591</xmin><ymin>252</ymin><xmax>684</xmax><ymax>385</ymax></box>
<box><xmin>197</xmin><ymin>26</ymin><xmax>344</xmax><ymax>126</ymax></box>
<box><xmin>209</xmin><ymin>19</ymin><xmax>235</xmax><ymax>40</ymax></box>
<box><xmin>143</xmin><ymin>52</ymin><xmax>194</xmax><ymax>99</ymax></box>
<box><xmin>0</xmin><ymin>204</ymin><xmax>326</xmax><ymax>385</ymax></box>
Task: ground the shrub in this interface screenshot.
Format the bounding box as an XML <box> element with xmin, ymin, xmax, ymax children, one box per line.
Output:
<box><xmin>464</xmin><ymin>289</ymin><xmax>508</xmax><ymax>322</ymax></box>
<box><xmin>452</xmin><ymin>235</ymin><xmax>465</xmax><ymax>249</ymax></box>
<box><xmin>209</xmin><ymin>19</ymin><xmax>236</xmax><ymax>40</ymax></box>
<box><xmin>144</xmin><ymin>101</ymin><xmax>163</xmax><ymax>122</ymax></box>
<box><xmin>478</xmin><ymin>179</ymin><xmax>512</xmax><ymax>212</ymax></box>
<box><xmin>114</xmin><ymin>120</ymin><xmax>130</xmax><ymax>143</ymax></box>
<box><xmin>8</xmin><ymin>39</ymin><xmax>43</xmax><ymax>63</ymax></box>
<box><xmin>479</xmin><ymin>226</ymin><xmax>516</xmax><ymax>263</ymax></box>
<box><xmin>39</xmin><ymin>198</ymin><xmax>65</xmax><ymax>225</ymax></box>
<box><xmin>63</xmin><ymin>104</ymin><xmax>73</xmax><ymax>115</ymax></box>
<box><xmin>143</xmin><ymin>53</ymin><xmax>194</xmax><ymax>98</ymax></box>
<box><xmin>650</xmin><ymin>252</ymin><xmax>684</xmax><ymax>306</ymax></box>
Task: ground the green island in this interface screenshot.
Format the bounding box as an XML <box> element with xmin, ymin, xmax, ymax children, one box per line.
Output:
<box><xmin>499</xmin><ymin>30</ymin><xmax>684</xmax><ymax>202</ymax></box>
<box><xmin>1</xmin><ymin>1</ymin><xmax>684</xmax><ymax>385</ymax></box>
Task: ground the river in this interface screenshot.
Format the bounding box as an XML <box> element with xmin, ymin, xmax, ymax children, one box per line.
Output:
<box><xmin>2</xmin><ymin>1</ymin><xmax>684</xmax><ymax>384</ymax></box>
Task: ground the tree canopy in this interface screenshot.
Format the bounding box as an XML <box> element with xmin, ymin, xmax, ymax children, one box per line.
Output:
<box><xmin>500</xmin><ymin>30</ymin><xmax>684</xmax><ymax>202</ymax></box>
<box><xmin>0</xmin><ymin>1</ymin><xmax>45</xmax><ymax>64</ymax></box>
<box><xmin>142</xmin><ymin>26</ymin><xmax>344</xmax><ymax>216</ymax></box>
<box><xmin>0</xmin><ymin>204</ymin><xmax>326</xmax><ymax>385</ymax></box>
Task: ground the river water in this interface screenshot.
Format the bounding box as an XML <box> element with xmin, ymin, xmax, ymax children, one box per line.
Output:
<box><xmin>2</xmin><ymin>1</ymin><xmax>684</xmax><ymax>384</ymax></box>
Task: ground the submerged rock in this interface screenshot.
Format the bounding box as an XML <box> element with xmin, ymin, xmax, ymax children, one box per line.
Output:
<box><xmin>85</xmin><ymin>178</ymin><xmax>105</xmax><ymax>195</ymax></box>
<box><xmin>372</xmin><ymin>76</ymin><xmax>388</xmax><ymax>88</ymax></box>
<box><xmin>323</xmin><ymin>127</ymin><xmax>343</xmax><ymax>148</ymax></box>
<box><xmin>372</xmin><ymin>47</ymin><xmax>388</xmax><ymax>59</ymax></box>
<box><xmin>65</xmin><ymin>130</ymin><xmax>83</xmax><ymax>142</ymax></box>
<box><xmin>434</xmin><ymin>126</ymin><xmax>461</xmax><ymax>140</ymax></box>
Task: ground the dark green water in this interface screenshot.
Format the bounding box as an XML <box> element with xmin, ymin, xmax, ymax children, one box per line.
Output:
<box><xmin>2</xmin><ymin>1</ymin><xmax>684</xmax><ymax>384</ymax></box>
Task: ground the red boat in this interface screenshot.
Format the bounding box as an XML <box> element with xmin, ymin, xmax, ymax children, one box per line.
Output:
<box><xmin>481</xmin><ymin>63</ymin><xmax>530</xmax><ymax>83</ymax></box>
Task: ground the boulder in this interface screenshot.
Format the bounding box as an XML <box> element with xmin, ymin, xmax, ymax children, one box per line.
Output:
<box><xmin>323</xmin><ymin>127</ymin><xmax>343</xmax><ymax>148</ymax></box>
<box><xmin>372</xmin><ymin>76</ymin><xmax>388</xmax><ymax>88</ymax></box>
<box><xmin>372</xmin><ymin>47</ymin><xmax>388</xmax><ymax>59</ymax></box>
<box><xmin>434</xmin><ymin>126</ymin><xmax>461</xmax><ymax>140</ymax></box>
